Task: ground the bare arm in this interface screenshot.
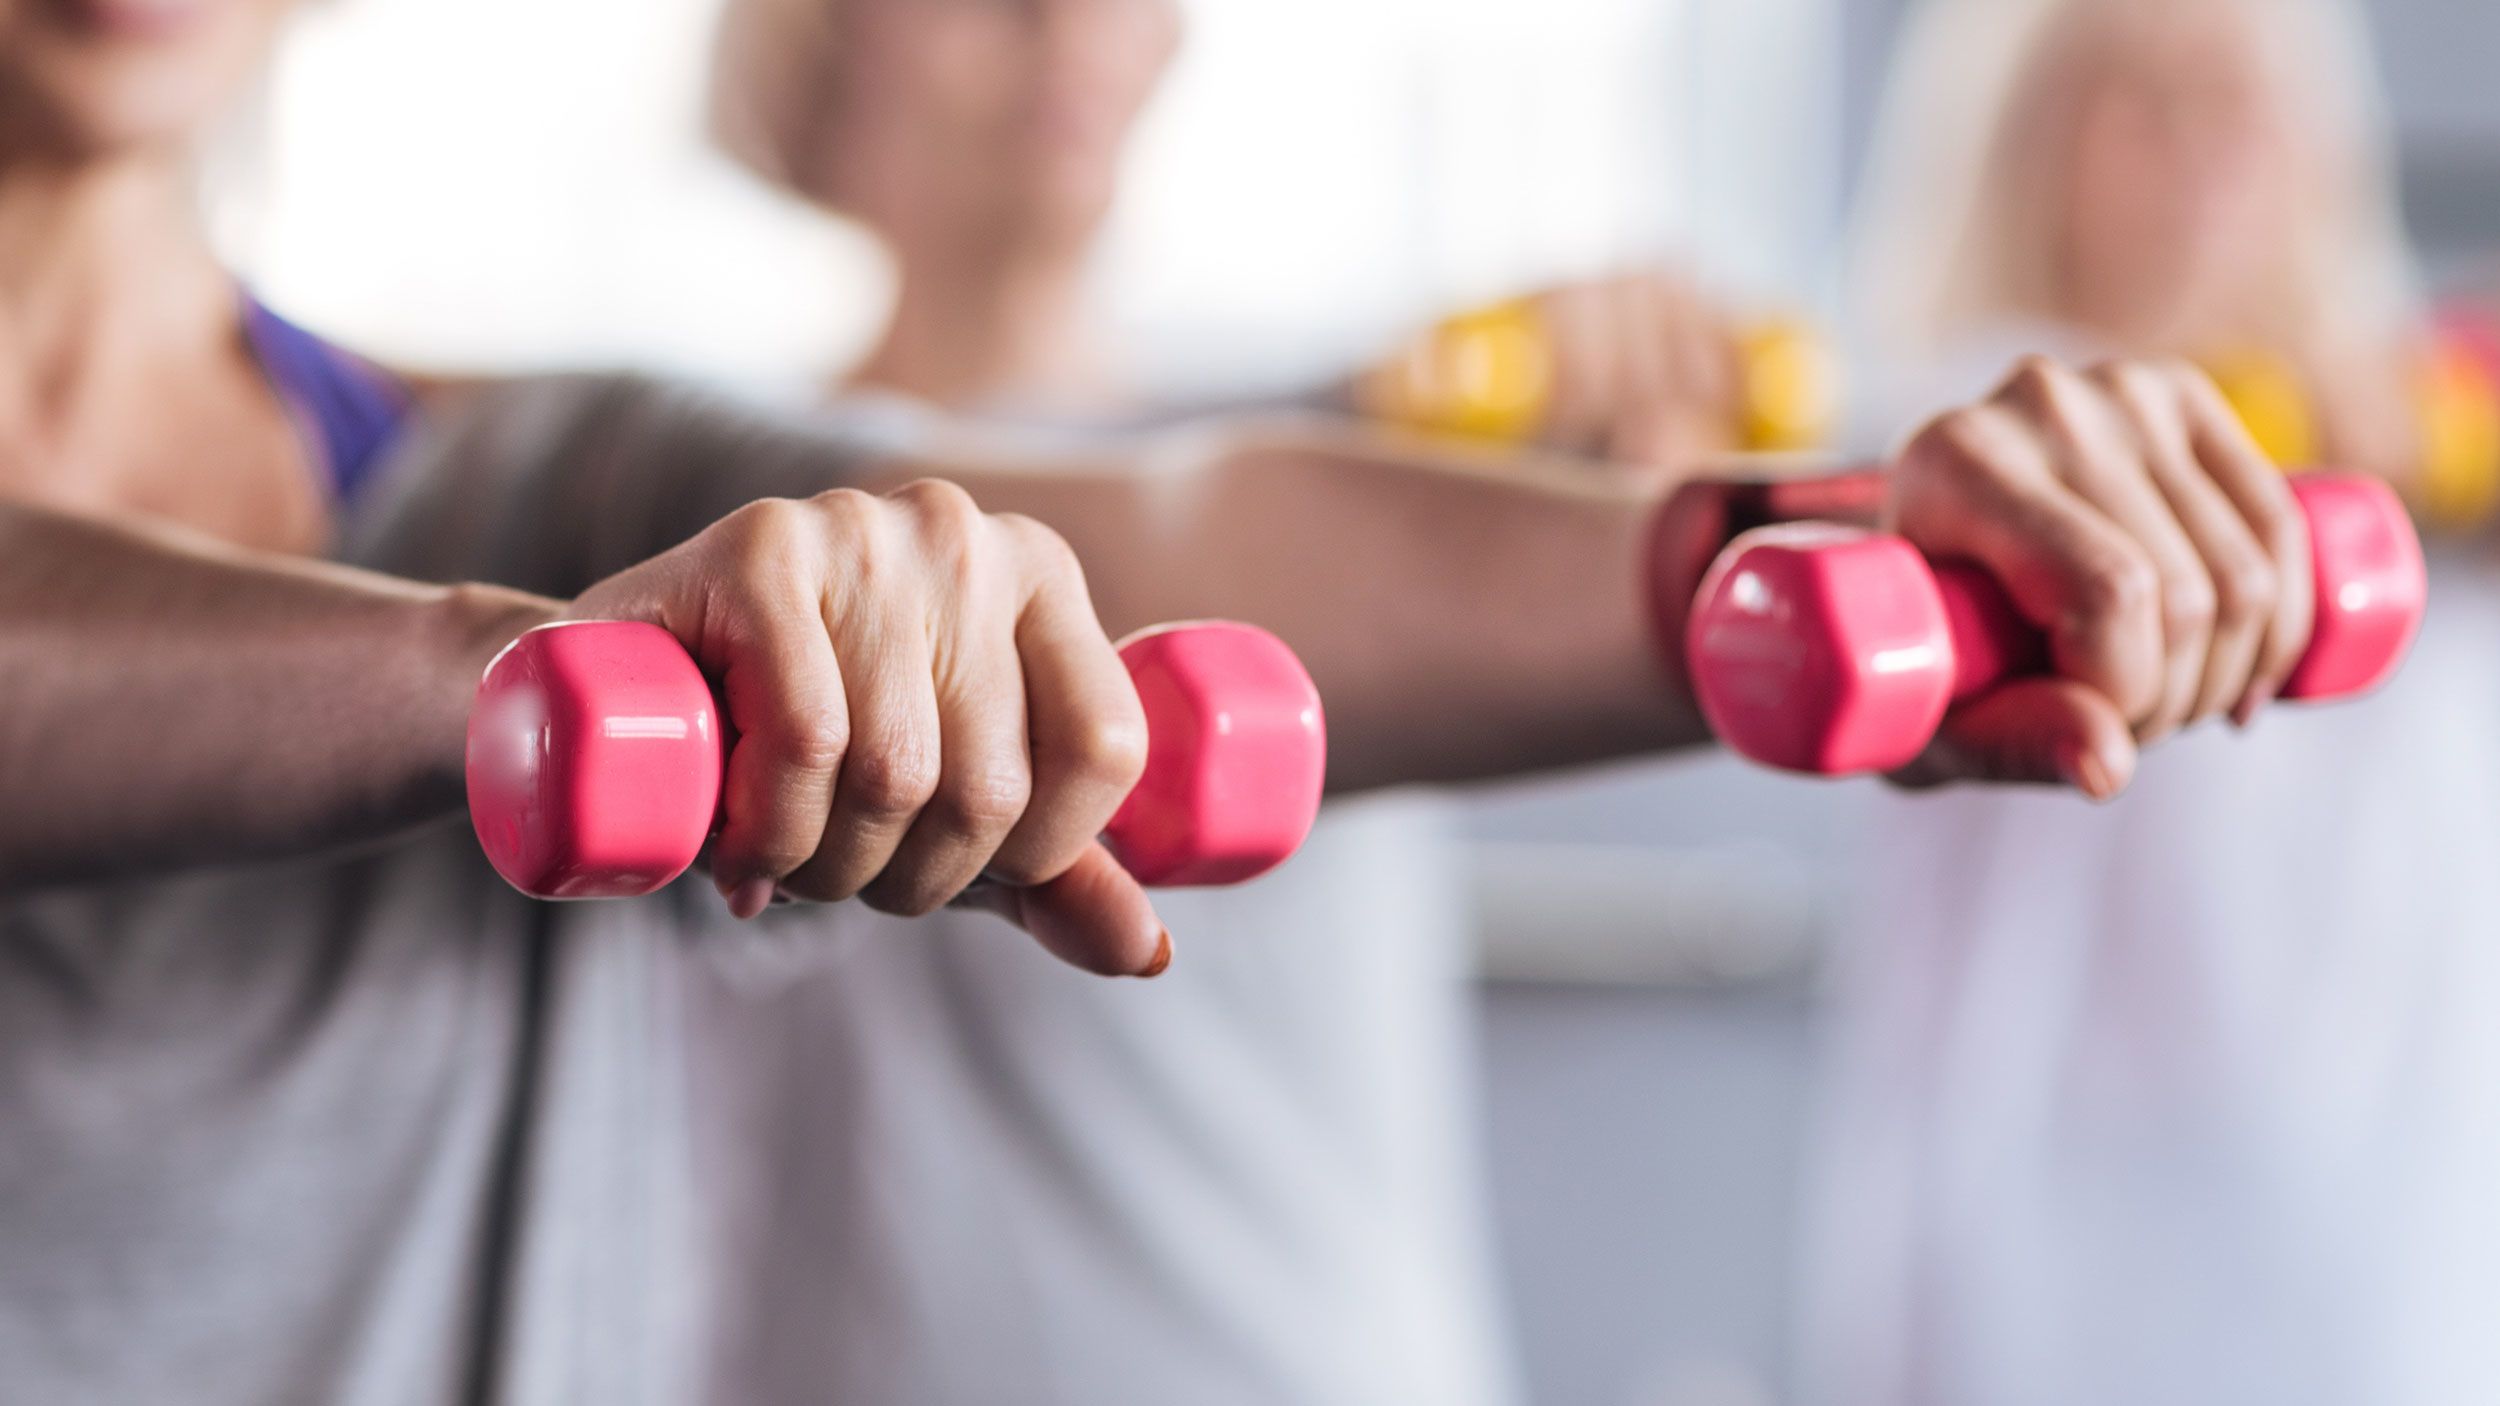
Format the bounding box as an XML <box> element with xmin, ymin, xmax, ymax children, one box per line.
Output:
<box><xmin>0</xmin><ymin>504</ymin><xmax>555</xmax><ymax>890</ymax></box>
<box><xmin>370</xmin><ymin>381</ymin><xmax>1711</xmax><ymax>795</ymax></box>
<box><xmin>379</xmin><ymin>367</ymin><xmax>2323</xmax><ymax>808</ymax></box>
<box><xmin>866</xmin><ymin>419</ymin><xmax>1709</xmax><ymax>792</ymax></box>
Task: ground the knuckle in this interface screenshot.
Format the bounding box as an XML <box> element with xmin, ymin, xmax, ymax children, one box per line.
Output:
<box><xmin>929</xmin><ymin>762</ymin><xmax>1033</xmax><ymax>840</ymax></box>
<box><xmin>776</xmin><ymin>710</ymin><xmax>852</xmax><ymax>777</ymax></box>
<box><xmin>1905</xmin><ymin>409</ymin><xmax>2010</xmax><ymax>497</ymax></box>
<box><xmin>1067</xmin><ymin>711</ymin><xmax>1151</xmax><ymax>793</ymax></box>
<box><xmin>2146</xmin><ymin>355</ymin><xmax>2205</xmax><ymax>388</ymax></box>
<box><xmin>2094</xmin><ymin>359</ymin><xmax>2165</xmax><ymax>409</ymax></box>
<box><xmin>807</xmin><ymin>484</ymin><xmax>877</xmax><ymax>513</ymax></box>
<box><xmin>893</xmin><ymin>476</ymin><xmax>982</xmax><ymax>532</ymax></box>
<box><xmin>1000</xmin><ymin>512</ymin><xmax>1083</xmax><ymax>578</ymax></box>
<box><xmin>2081</xmin><ymin>551</ymin><xmax>2162</xmax><ymax>630</ymax></box>
<box><xmin>721</xmin><ymin>496</ymin><xmax>812</xmax><ymax>553</ymax></box>
<box><xmin>2002</xmin><ymin>354</ymin><xmax>2065</xmax><ymax>401</ymax></box>
<box><xmin>803</xmin><ymin>486</ymin><xmax>878</xmax><ymax>535</ymax></box>
<box><xmin>1908</xmin><ymin>409</ymin><xmax>1988</xmax><ymax>468</ymax></box>
<box><xmin>844</xmin><ymin>743</ymin><xmax>941</xmax><ymax>820</ymax></box>
<box><xmin>2160</xmin><ymin>575</ymin><xmax>2219</xmax><ymax>640</ymax></box>
<box><xmin>2211</xmin><ymin>551</ymin><xmax>2279</xmax><ymax>625</ymax></box>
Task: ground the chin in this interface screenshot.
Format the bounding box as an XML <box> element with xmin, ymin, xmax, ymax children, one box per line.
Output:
<box><xmin>0</xmin><ymin>6</ymin><xmax>276</xmax><ymax>157</ymax></box>
<box><xmin>1009</xmin><ymin>170</ymin><xmax>1120</xmax><ymax>244</ymax></box>
<box><xmin>7</xmin><ymin>70</ymin><xmax>235</xmax><ymax>158</ymax></box>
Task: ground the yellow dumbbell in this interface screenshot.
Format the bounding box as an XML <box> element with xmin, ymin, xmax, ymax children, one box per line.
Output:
<box><xmin>1363</xmin><ymin>299</ymin><xmax>1553</xmax><ymax>444</ymax></box>
<box><xmin>1737</xmin><ymin>318</ymin><xmax>1840</xmax><ymax>454</ymax></box>
<box><xmin>2205</xmin><ymin>335</ymin><xmax>2500</xmax><ymax>532</ymax></box>
<box><xmin>1366</xmin><ymin>299</ymin><xmax>1838</xmax><ymax>454</ymax></box>
<box><xmin>2416</xmin><ymin>333</ymin><xmax>2500</xmax><ymax>532</ymax></box>
<box><xmin>2204</xmin><ymin>350</ymin><xmax>2320</xmax><ymax>469</ymax></box>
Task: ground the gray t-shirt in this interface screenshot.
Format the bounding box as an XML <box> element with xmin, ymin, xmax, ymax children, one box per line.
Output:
<box><xmin>0</xmin><ymin>377</ymin><xmax>1512</xmax><ymax>1405</ymax></box>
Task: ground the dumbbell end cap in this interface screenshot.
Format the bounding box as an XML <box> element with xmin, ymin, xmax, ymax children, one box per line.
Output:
<box><xmin>1106</xmin><ymin>622</ymin><xmax>1327</xmax><ymax>887</ymax></box>
<box><xmin>466</xmin><ymin>621</ymin><xmax>723</xmax><ymax>899</ymax></box>
<box><xmin>2278</xmin><ymin>474</ymin><xmax>2426</xmax><ymax>702</ymax></box>
<box><xmin>1687</xmin><ymin>526</ymin><xmax>1957</xmax><ymax>777</ymax></box>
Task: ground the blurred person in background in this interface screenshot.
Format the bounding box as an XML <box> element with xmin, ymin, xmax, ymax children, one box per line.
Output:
<box><xmin>1803</xmin><ymin>2</ymin><xmax>2500</xmax><ymax>1403</ymax></box>
<box><xmin>709</xmin><ymin>2</ymin><xmax>1524</xmax><ymax>1399</ymax></box>
<box><xmin>706</xmin><ymin>2</ymin><xmax>2347</xmax><ymax>1403</ymax></box>
<box><xmin>1848</xmin><ymin>0</ymin><xmax>2424</xmax><ymax>481</ymax></box>
<box><xmin>711</xmin><ymin>0</ymin><xmax>1749</xmax><ymax>459</ymax></box>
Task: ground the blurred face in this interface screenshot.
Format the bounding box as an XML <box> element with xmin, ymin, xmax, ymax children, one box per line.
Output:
<box><xmin>809</xmin><ymin>0</ymin><xmax>1181</xmax><ymax>252</ymax></box>
<box><xmin>2054</xmin><ymin>1</ymin><xmax>2298</xmax><ymax>335</ymax></box>
<box><xmin>0</xmin><ymin>0</ymin><xmax>296</xmax><ymax>163</ymax></box>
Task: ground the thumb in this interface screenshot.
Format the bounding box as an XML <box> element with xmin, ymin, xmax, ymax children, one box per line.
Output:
<box><xmin>1892</xmin><ymin>677</ymin><xmax>2139</xmax><ymax>801</ymax></box>
<box><xmin>954</xmin><ymin>843</ymin><xmax>1173</xmax><ymax>979</ymax></box>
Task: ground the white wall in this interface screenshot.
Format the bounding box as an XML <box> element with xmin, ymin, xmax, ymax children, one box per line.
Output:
<box><xmin>221</xmin><ymin>0</ymin><xmax>1847</xmax><ymax>392</ymax></box>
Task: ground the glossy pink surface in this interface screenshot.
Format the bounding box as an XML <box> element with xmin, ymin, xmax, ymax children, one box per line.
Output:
<box><xmin>468</xmin><ymin>619</ymin><xmax>1327</xmax><ymax>898</ymax></box>
<box><xmin>1105</xmin><ymin>622</ymin><xmax>1329</xmax><ymax>887</ymax></box>
<box><xmin>2277</xmin><ymin>474</ymin><xmax>2426</xmax><ymax>701</ymax></box>
<box><xmin>1687</xmin><ymin>472</ymin><xmax>2424</xmax><ymax>776</ymax></box>
<box><xmin>1686</xmin><ymin>524</ymin><xmax>1956</xmax><ymax>776</ymax></box>
<box><xmin>466</xmin><ymin>621</ymin><xmax>724</xmax><ymax>898</ymax></box>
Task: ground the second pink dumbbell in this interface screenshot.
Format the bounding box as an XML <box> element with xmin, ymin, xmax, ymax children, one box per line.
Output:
<box><xmin>467</xmin><ymin>620</ymin><xmax>1328</xmax><ymax>899</ymax></box>
<box><xmin>1686</xmin><ymin>472</ymin><xmax>2427</xmax><ymax>776</ymax></box>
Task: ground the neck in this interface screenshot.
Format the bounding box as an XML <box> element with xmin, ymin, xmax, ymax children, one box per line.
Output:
<box><xmin>0</xmin><ymin>153</ymin><xmax>229</xmax><ymax>386</ymax></box>
<box><xmin>849</xmin><ymin>229</ymin><xmax>1109</xmax><ymax>412</ymax></box>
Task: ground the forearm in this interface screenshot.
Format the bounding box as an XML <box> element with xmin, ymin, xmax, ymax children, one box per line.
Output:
<box><xmin>869</xmin><ymin>418</ymin><xmax>1715</xmax><ymax>790</ymax></box>
<box><xmin>371</xmin><ymin>380</ymin><xmax>1720</xmax><ymax>792</ymax></box>
<box><xmin>0</xmin><ymin>505</ymin><xmax>556</xmax><ymax>890</ymax></box>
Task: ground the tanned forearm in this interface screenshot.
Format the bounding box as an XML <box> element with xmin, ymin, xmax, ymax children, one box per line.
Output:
<box><xmin>868</xmin><ymin>418</ymin><xmax>1715</xmax><ymax>791</ymax></box>
<box><xmin>0</xmin><ymin>504</ymin><xmax>556</xmax><ymax>890</ymax></box>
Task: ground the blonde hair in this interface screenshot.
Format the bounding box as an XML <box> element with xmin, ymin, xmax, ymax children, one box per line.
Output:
<box><xmin>1850</xmin><ymin>0</ymin><xmax>2418</xmax><ymax>362</ymax></box>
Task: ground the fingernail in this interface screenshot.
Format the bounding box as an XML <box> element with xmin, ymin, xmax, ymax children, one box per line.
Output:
<box><xmin>2058</xmin><ymin>741</ymin><xmax>2128</xmax><ymax>803</ymax></box>
<box><xmin>1137</xmin><ymin>930</ymin><xmax>1173</xmax><ymax>980</ymax></box>
<box><xmin>726</xmin><ymin>877</ymin><xmax>776</xmax><ymax>921</ymax></box>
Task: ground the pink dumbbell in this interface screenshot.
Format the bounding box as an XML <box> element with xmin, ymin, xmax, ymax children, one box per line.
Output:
<box><xmin>1686</xmin><ymin>472</ymin><xmax>2427</xmax><ymax>776</ymax></box>
<box><xmin>466</xmin><ymin>620</ymin><xmax>1327</xmax><ymax>898</ymax></box>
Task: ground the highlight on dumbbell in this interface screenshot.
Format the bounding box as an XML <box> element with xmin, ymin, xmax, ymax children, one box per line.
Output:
<box><xmin>465</xmin><ymin>620</ymin><xmax>1328</xmax><ymax>900</ymax></box>
<box><xmin>1685</xmin><ymin>472</ymin><xmax>2427</xmax><ymax>777</ymax></box>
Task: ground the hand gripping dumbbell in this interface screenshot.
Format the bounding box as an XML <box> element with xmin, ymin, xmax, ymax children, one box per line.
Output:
<box><xmin>1685</xmin><ymin>473</ymin><xmax>2427</xmax><ymax>776</ymax></box>
<box><xmin>466</xmin><ymin>620</ymin><xmax>1328</xmax><ymax>898</ymax></box>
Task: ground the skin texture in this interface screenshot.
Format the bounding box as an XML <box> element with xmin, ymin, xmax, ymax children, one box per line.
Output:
<box><xmin>0</xmin><ymin>0</ymin><xmax>326</xmax><ymax>555</ymax></box>
<box><xmin>565</xmin><ymin>480</ymin><xmax>1166</xmax><ymax>975</ymax></box>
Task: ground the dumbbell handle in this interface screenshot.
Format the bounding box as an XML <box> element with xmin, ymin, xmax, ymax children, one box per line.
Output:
<box><xmin>1919</xmin><ymin>474</ymin><xmax>2420</xmax><ymax>706</ymax></box>
<box><xmin>466</xmin><ymin>620</ymin><xmax>1326</xmax><ymax>900</ymax></box>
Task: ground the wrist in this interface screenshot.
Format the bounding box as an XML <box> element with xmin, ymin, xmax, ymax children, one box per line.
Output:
<box><xmin>424</xmin><ymin>582</ymin><xmax>564</xmax><ymax>777</ymax></box>
<box><xmin>439</xmin><ymin>582</ymin><xmax>566</xmax><ymax>678</ymax></box>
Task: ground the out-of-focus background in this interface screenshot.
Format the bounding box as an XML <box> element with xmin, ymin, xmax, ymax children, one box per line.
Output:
<box><xmin>214</xmin><ymin>2</ymin><xmax>2500</xmax><ymax>1402</ymax></box>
